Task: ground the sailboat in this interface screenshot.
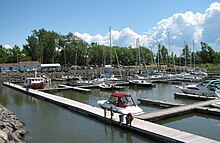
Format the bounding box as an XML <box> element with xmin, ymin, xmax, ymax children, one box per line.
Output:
<box><xmin>98</xmin><ymin>27</ymin><xmax>124</xmax><ymax>90</ymax></box>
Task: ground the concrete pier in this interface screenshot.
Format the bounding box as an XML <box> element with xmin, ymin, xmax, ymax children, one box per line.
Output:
<box><xmin>3</xmin><ymin>82</ymin><xmax>219</xmax><ymax>143</ymax></box>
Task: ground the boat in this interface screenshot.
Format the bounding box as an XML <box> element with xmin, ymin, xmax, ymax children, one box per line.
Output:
<box><xmin>67</xmin><ymin>79</ymin><xmax>93</xmax><ymax>86</ymax></box>
<box><xmin>176</xmin><ymin>80</ymin><xmax>220</xmax><ymax>97</ymax></box>
<box><xmin>24</xmin><ymin>77</ymin><xmax>46</xmax><ymax>89</ymax></box>
<box><xmin>97</xmin><ymin>93</ymin><xmax>144</xmax><ymax>115</ymax></box>
<box><xmin>98</xmin><ymin>82</ymin><xmax>124</xmax><ymax>90</ymax></box>
<box><xmin>211</xmin><ymin>101</ymin><xmax>220</xmax><ymax>109</ymax></box>
<box><xmin>128</xmin><ymin>79</ymin><xmax>155</xmax><ymax>87</ymax></box>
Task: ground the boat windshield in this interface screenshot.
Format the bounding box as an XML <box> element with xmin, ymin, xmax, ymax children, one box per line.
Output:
<box><xmin>108</xmin><ymin>96</ymin><xmax>118</xmax><ymax>106</ymax></box>
<box><xmin>120</xmin><ymin>95</ymin><xmax>135</xmax><ymax>107</ymax></box>
<box><xmin>108</xmin><ymin>94</ymin><xmax>136</xmax><ymax>108</ymax></box>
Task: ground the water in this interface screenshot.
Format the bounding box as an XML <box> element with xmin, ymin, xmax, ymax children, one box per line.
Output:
<box><xmin>0</xmin><ymin>82</ymin><xmax>219</xmax><ymax>142</ymax></box>
<box><xmin>157</xmin><ymin>113</ymin><xmax>220</xmax><ymax>141</ymax></box>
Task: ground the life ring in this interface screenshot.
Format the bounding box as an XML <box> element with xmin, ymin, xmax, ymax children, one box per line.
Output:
<box><xmin>126</xmin><ymin>113</ymin><xmax>134</xmax><ymax>123</ymax></box>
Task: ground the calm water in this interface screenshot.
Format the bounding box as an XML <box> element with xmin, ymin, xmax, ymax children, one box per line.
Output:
<box><xmin>157</xmin><ymin>113</ymin><xmax>220</xmax><ymax>141</ymax></box>
<box><xmin>0</xmin><ymin>82</ymin><xmax>219</xmax><ymax>142</ymax></box>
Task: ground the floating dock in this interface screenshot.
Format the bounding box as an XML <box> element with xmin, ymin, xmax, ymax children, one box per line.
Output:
<box><xmin>136</xmin><ymin>99</ymin><xmax>219</xmax><ymax>122</ymax></box>
<box><xmin>139</xmin><ymin>98</ymin><xmax>184</xmax><ymax>108</ymax></box>
<box><xmin>3</xmin><ymin>82</ymin><xmax>219</xmax><ymax>143</ymax></box>
<box><xmin>196</xmin><ymin>106</ymin><xmax>220</xmax><ymax>116</ymax></box>
<box><xmin>174</xmin><ymin>92</ymin><xmax>217</xmax><ymax>100</ymax></box>
<box><xmin>37</xmin><ymin>87</ymin><xmax>70</xmax><ymax>92</ymax></box>
<box><xmin>58</xmin><ymin>84</ymin><xmax>91</xmax><ymax>92</ymax></box>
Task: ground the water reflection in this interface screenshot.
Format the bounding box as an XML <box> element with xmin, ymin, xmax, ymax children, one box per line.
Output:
<box><xmin>157</xmin><ymin>113</ymin><xmax>220</xmax><ymax>141</ymax></box>
<box><xmin>0</xmin><ymin>83</ymin><xmax>156</xmax><ymax>143</ymax></box>
<box><xmin>1</xmin><ymin>81</ymin><xmax>219</xmax><ymax>142</ymax></box>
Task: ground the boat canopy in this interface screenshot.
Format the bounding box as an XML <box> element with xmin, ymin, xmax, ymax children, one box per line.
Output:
<box><xmin>109</xmin><ymin>93</ymin><xmax>135</xmax><ymax>108</ymax></box>
<box><xmin>111</xmin><ymin>93</ymin><xmax>129</xmax><ymax>98</ymax></box>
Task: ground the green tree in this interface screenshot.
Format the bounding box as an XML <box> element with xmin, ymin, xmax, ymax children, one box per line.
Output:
<box><xmin>0</xmin><ymin>45</ymin><xmax>9</xmax><ymax>63</ymax></box>
<box><xmin>160</xmin><ymin>45</ymin><xmax>168</xmax><ymax>65</ymax></box>
<box><xmin>198</xmin><ymin>42</ymin><xmax>217</xmax><ymax>64</ymax></box>
<box><xmin>24</xmin><ymin>29</ymin><xmax>60</xmax><ymax>63</ymax></box>
<box><xmin>182</xmin><ymin>43</ymin><xmax>190</xmax><ymax>66</ymax></box>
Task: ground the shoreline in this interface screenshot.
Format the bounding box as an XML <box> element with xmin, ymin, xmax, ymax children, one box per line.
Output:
<box><xmin>0</xmin><ymin>104</ymin><xmax>26</xmax><ymax>143</ymax></box>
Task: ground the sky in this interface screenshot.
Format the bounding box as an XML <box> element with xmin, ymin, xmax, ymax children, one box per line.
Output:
<box><xmin>1</xmin><ymin>0</ymin><xmax>220</xmax><ymax>54</ymax></box>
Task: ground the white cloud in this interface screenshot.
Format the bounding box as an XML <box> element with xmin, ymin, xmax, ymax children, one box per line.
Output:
<box><xmin>75</xmin><ymin>2</ymin><xmax>220</xmax><ymax>53</ymax></box>
<box><xmin>75</xmin><ymin>28</ymin><xmax>148</xmax><ymax>48</ymax></box>
<box><xmin>3</xmin><ymin>44</ymin><xmax>12</xmax><ymax>49</ymax></box>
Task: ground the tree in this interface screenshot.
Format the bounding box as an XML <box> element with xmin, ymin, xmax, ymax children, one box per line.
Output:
<box><xmin>160</xmin><ymin>45</ymin><xmax>168</xmax><ymax>65</ymax></box>
<box><xmin>7</xmin><ymin>45</ymin><xmax>21</xmax><ymax>63</ymax></box>
<box><xmin>182</xmin><ymin>43</ymin><xmax>190</xmax><ymax>66</ymax></box>
<box><xmin>140</xmin><ymin>46</ymin><xmax>154</xmax><ymax>65</ymax></box>
<box><xmin>24</xmin><ymin>29</ymin><xmax>60</xmax><ymax>63</ymax></box>
<box><xmin>0</xmin><ymin>45</ymin><xmax>9</xmax><ymax>63</ymax></box>
<box><xmin>198</xmin><ymin>42</ymin><xmax>217</xmax><ymax>64</ymax></box>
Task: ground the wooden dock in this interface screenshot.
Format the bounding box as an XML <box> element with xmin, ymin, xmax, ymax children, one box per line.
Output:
<box><xmin>58</xmin><ymin>84</ymin><xmax>91</xmax><ymax>92</ymax></box>
<box><xmin>139</xmin><ymin>98</ymin><xmax>184</xmax><ymax>108</ymax></box>
<box><xmin>3</xmin><ymin>82</ymin><xmax>219</xmax><ymax>143</ymax></box>
<box><xmin>37</xmin><ymin>87</ymin><xmax>70</xmax><ymax>92</ymax></box>
<box><xmin>196</xmin><ymin>106</ymin><xmax>220</xmax><ymax>116</ymax></box>
<box><xmin>174</xmin><ymin>92</ymin><xmax>217</xmax><ymax>100</ymax></box>
<box><xmin>136</xmin><ymin>99</ymin><xmax>220</xmax><ymax>122</ymax></box>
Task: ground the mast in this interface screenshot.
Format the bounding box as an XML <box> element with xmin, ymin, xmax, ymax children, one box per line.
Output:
<box><xmin>184</xmin><ymin>41</ymin><xmax>187</xmax><ymax>69</ymax></box>
<box><xmin>109</xmin><ymin>27</ymin><xmax>112</xmax><ymax>65</ymax></box>
<box><xmin>157</xmin><ymin>42</ymin><xmax>160</xmax><ymax>71</ymax></box>
<box><xmin>168</xmin><ymin>32</ymin><xmax>170</xmax><ymax>66</ymax></box>
<box><xmin>179</xmin><ymin>49</ymin><xmax>181</xmax><ymax>67</ymax></box>
<box><xmin>193</xmin><ymin>40</ymin><xmax>195</xmax><ymax>70</ymax></box>
<box><xmin>136</xmin><ymin>38</ymin><xmax>141</xmax><ymax>66</ymax></box>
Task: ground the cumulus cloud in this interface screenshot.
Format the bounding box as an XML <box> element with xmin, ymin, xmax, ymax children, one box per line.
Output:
<box><xmin>75</xmin><ymin>28</ymin><xmax>148</xmax><ymax>48</ymax></box>
<box><xmin>75</xmin><ymin>2</ymin><xmax>220</xmax><ymax>53</ymax></box>
<box><xmin>3</xmin><ymin>44</ymin><xmax>12</xmax><ymax>49</ymax></box>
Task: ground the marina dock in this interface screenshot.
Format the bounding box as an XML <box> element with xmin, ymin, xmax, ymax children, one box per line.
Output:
<box><xmin>37</xmin><ymin>87</ymin><xmax>70</xmax><ymax>92</ymax></box>
<box><xmin>3</xmin><ymin>82</ymin><xmax>220</xmax><ymax>143</ymax></box>
<box><xmin>139</xmin><ymin>98</ymin><xmax>185</xmax><ymax>107</ymax></box>
<box><xmin>196</xmin><ymin>106</ymin><xmax>220</xmax><ymax>116</ymax></box>
<box><xmin>174</xmin><ymin>92</ymin><xmax>217</xmax><ymax>100</ymax></box>
<box><xmin>136</xmin><ymin>99</ymin><xmax>220</xmax><ymax>122</ymax></box>
<box><xmin>58</xmin><ymin>84</ymin><xmax>91</xmax><ymax>92</ymax></box>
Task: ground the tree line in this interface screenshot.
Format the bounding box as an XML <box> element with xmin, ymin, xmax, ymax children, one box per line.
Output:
<box><xmin>0</xmin><ymin>28</ymin><xmax>220</xmax><ymax>67</ymax></box>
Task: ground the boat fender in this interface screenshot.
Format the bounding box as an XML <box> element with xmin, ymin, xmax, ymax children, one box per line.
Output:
<box><xmin>126</xmin><ymin>113</ymin><xmax>133</xmax><ymax>124</ymax></box>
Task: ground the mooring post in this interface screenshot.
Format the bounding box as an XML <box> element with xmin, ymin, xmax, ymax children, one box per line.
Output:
<box><xmin>110</xmin><ymin>106</ymin><xmax>113</xmax><ymax>120</ymax></box>
<box><xmin>104</xmin><ymin>108</ymin><xmax>106</xmax><ymax>117</ymax></box>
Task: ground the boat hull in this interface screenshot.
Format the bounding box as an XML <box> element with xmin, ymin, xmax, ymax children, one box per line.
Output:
<box><xmin>129</xmin><ymin>80</ymin><xmax>155</xmax><ymax>87</ymax></box>
<box><xmin>30</xmin><ymin>82</ymin><xmax>46</xmax><ymax>89</ymax></box>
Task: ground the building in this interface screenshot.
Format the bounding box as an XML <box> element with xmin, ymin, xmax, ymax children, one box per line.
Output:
<box><xmin>19</xmin><ymin>61</ymin><xmax>41</xmax><ymax>71</ymax></box>
<box><xmin>0</xmin><ymin>61</ymin><xmax>62</xmax><ymax>72</ymax></box>
<box><xmin>41</xmin><ymin>63</ymin><xmax>61</xmax><ymax>71</ymax></box>
<box><xmin>0</xmin><ymin>63</ymin><xmax>19</xmax><ymax>72</ymax></box>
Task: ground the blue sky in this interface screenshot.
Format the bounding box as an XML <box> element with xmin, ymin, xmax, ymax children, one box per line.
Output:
<box><xmin>1</xmin><ymin>0</ymin><xmax>220</xmax><ymax>52</ymax></box>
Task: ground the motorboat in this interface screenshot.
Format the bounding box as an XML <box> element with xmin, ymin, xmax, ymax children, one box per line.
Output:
<box><xmin>67</xmin><ymin>80</ymin><xmax>93</xmax><ymax>86</ymax></box>
<box><xmin>176</xmin><ymin>80</ymin><xmax>220</xmax><ymax>97</ymax></box>
<box><xmin>211</xmin><ymin>101</ymin><xmax>220</xmax><ymax>109</ymax></box>
<box><xmin>128</xmin><ymin>79</ymin><xmax>155</xmax><ymax>87</ymax></box>
<box><xmin>98</xmin><ymin>82</ymin><xmax>124</xmax><ymax>90</ymax></box>
<box><xmin>24</xmin><ymin>77</ymin><xmax>46</xmax><ymax>89</ymax></box>
<box><xmin>97</xmin><ymin>93</ymin><xmax>144</xmax><ymax>115</ymax></box>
